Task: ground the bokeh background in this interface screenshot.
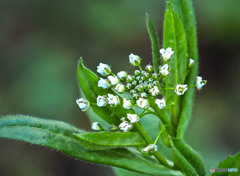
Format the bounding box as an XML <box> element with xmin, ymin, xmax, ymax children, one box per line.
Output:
<box><xmin>0</xmin><ymin>0</ymin><xmax>239</xmax><ymax>175</ymax></box>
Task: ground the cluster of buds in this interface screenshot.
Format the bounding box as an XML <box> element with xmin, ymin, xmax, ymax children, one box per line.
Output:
<box><xmin>76</xmin><ymin>47</ymin><xmax>207</xmax><ymax>149</ymax></box>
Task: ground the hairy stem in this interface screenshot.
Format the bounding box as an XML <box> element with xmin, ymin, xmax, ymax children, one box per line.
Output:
<box><xmin>135</xmin><ymin>122</ymin><xmax>172</xmax><ymax>168</ymax></box>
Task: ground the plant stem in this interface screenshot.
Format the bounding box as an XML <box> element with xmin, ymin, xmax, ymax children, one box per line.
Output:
<box><xmin>135</xmin><ymin>122</ymin><xmax>172</xmax><ymax>168</ymax></box>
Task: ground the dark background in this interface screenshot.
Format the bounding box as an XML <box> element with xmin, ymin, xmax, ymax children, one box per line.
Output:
<box><xmin>0</xmin><ymin>0</ymin><xmax>240</xmax><ymax>175</ymax></box>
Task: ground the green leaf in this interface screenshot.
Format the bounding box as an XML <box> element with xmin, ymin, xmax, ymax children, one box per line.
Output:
<box><xmin>177</xmin><ymin>0</ymin><xmax>199</xmax><ymax>139</ymax></box>
<box><xmin>212</xmin><ymin>152</ymin><xmax>240</xmax><ymax>176</ymax></box>
<box><xmin>77</xmin><ymin>58</ymin><xmax>134</xmax><ymax>126</ymax></box>
<box><xmin>74</xmin><ymin>131</ymin><xmax>146</xmax><ymax>149</ymax></box>
<box><xmin>172</xmin><ymin>139</ymin><xmax>206</xmax><ymax>176</ymax></box>
<box><xmin>0</xmin><ymin>115</ymin><xmax>183</xmax><ymax>176</ymax></box>
<box><xmin>163</xmin><ymin>4</ymin><xmax>188</xmax><ymax>128</ymax></box>
<box><xmin>113</xmin><ymin>167</ymin><xmax>148</xmax><ymax>176</ymax></box>
<box><xmin>146</xmin><ymin>14</ymin><xmax>161</xmax><ymax>72</ymax></box>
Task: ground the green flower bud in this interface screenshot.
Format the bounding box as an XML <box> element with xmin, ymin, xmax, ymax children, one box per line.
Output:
<box><xmin>133</xmin><ymin>93</ymin><xmax>140</xmax><ymax>99</ymax></box>
<box><xmin>130</xmin><ymin>89</ymin><xmax>137</xmax><ymax>95</ymax></box>
<box><xmin>152</xmin><ymin>73</ymin><xmax>160</xmax><ymax>80</ymax></box>
<box><xmin>148</xmin><ymin>83</ymin><xmax>154</xmax><ymax>89</ymax></box>
<box><xmin>132</xmin><ymin>80</ymin><xmax>137</xmax><ymax>86</ymax></box>
<box><xmin>129</xmin><ymin>53</ymin><xmax>141</xmax><ymax>66</ymax></box>
<box><xmin>126</xmin><ymin>75</ymin><xmax>133</xmax><ymax>83</ymax></box>
<box><xmin>117</xmin><ymin>71</ymin><xmax>128</xmax><ymax>81</ymax></box>
<box><xmin>136</xmin><ymin>76</ymin><xmax>141</xmax><ymax>81</ymax></box>
<box><xmin>135</xmin><ymin>84</ymin><xmax>144</xmax><ymax>92</ymax></box>
<box><xmin>145</xmin><ymin>64</ymin><xmax>153</xmax><ymax>72</ymax></box>
<box><xmin>115</xmin><ymin>83</ymin><xmax>126</xmax><ymax>93</ymax></box>
<box><xmin>126</xmin><ymin>83</ymin><xmax>133</xmax><ymax>89</ymax></box>
<box><xmin>134</xmin><ymin>70</ymin><xmax>141</xmax><ymax>76</ymax></box>
<box><xmin>148</xmin><ymin>78</ymin><xmax>154</xmax><ymax>83</ymax></box>
<box><xmin>143</xmin><ymin>72</ymin><xmax>150</xmax><ymax>79</ymax></box>
<box><xmin>140</xmin><ymin>92</ymin><xmax>147</xmax><ymax>98</ymax></box>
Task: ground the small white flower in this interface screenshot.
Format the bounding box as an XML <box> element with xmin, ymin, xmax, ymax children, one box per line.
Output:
<box><xmin>159</xmin><ymin>64</ymin><xmax>169</xmax><ymax>76</ymax></box>
<box><xmin>189</xmin><ymin>59</ymin><xmax>195</xmax><ymax>68</ymax></box>
<box><xmin>97</xmin><ymin>63</ymin><xmax>111</xmax><ymax>76</ymax></box>
<box><xmin>107</xmin><ymin>75</ymin><xmax>120</xmax><ymax>86</ymax></box>
<box><xmin>175</xmin><ymin>84</ymin><xmax>188</xmax><ymax>95</ymax></box>
<box><xmin>98</xmin><ymin>78</ymin><xmax>111</xmax><ymax>89</ymax></box>
<box><xmin>127</xmin><ymin>114</ymin><xmax>139</xmax><ymax>123</ymax></box>
<box><xmin>142</xmin><ymin>144</ymin><xmax>158</xmax><ymax>153</ymax></box>
<box><xmin>155</xmin><ymin>98</ymin><xmax>166</xmax><ymax>110</ymax></box>
<box><xmin>117</xmin><ymin>71</ymin><xmax>128</xmax><ymax>80</ymax></box>
<box><xmin>160</xmin><ymin>47</ymin><xmax>174</xmax><ymax>62</ymax></box>
<box><xmin>91</xmin><ymin>122</ymin><xmax>103</xmax><ymax>131</ymax></box>
<box><xmin>136</xmin><ymin>98</ymin><xmax>149</xmax><ymax>109</ymax></box>
<box><xmin>123</xmin><ymin>98</ymin><xmax>133</xmax><ymax>109</ymax></box>
<box><xmin>97</xmin><ymin>95</ymin><xmax>108</xmax><ymax>107</ymax></box>
<box><xmin>107</xmin><ymin>94</ymin><xmax>120</xmax><ymax>107</ymax></box>
<box><xmin>129</xmin><ymin>53</ymin><xmax>141</xmax><ymax>66</ymax></box>
<box><xmin>115</xmin><ymin>83</ymin><xmax>125</xmax><ymax>93</ymax></box>
<box><xmin>76</xmin><ymin>98</ymin><xmax>90</xmax><ymax>111</ymax></box>
<box><xmin>196</xmin><ymin>76</ymin><xmax>207</xmax><ymax>90</ymax></box>
<box><xmin>119</xmin><ymin>121</ymin><xmax>133</xmax><ymax>132</ymax></box>
<box><xmin>149</xmin><ymin>86</ymin><xmax>160</xmax><ymax>96</ymax></box>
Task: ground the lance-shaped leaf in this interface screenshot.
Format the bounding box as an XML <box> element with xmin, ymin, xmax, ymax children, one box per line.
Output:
<box><xmin>177</xmin><ymin>0</ymin><xmax>199</xmax><ymax>139</ymax></box>
<box><xmin>163</xmin><ymin>4</ymin><xmax>188</xmax><ymax>97</ymax></box>
<box><xmin>163</xmin><ymin>4</ymin><xmax>188</xmax><ymax>128</ymax></box>
<box><xmin>172</xmin><ymin>139</ymin><xmax>206</xmax><ymax>176</ymax></box>
<box><xmin>77</xmin><ymin>58</ymin><xmax>134</xmax><ymax>126</ymax></box>
<box><xmin>0</xmin><ymin>115</ymin><xmax>183</xmax><ymax>176</ymax></box>
<box><xmin>74</xmin><ymin>131</ymin><xmax>146</xmax><ymax>150</ymax></box>
<box><xmin>146</xmin><ymin>14</ymin><xmax>161</xmax><ymax>72</ymax></box>
<box><xmin>212</xmin><ymin>152</ymin><xmax>240</xmax><ymax>176</ymax></box>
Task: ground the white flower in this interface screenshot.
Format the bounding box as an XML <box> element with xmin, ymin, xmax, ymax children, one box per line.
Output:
<box><xmin>123</xmin><ymin>98</ymin><xmax>133</xmax><ymax>109</ymax></box>
<box><xmin>119</xmin><ymin>121</ymin><xmax>132</xmax><ymax>132</ymax></box>
<box><xmin>155</xmin><ymin>98</ymin><xmax>166</xmax><ymax>110</ymax></box>
<box><xmin>127</xmin><ymin>114</ymin><xmax>139</xmax><ymax>123</ymax></box>
<box><xmin>189</xmin><ymin>59</ymin><xmax>194</xmax><ymax>68</ymax></box>
<box><xmin>159</xmin><ymin>64</ymin><xmax>169</xmax><ymax>76</ymax></box>
<box><xmin>117</xmin><ymin>71</ymin><xmax>128</xmax><ymax>80</ymax></box>
<box><xmin>142</xmin><ymin>144</ymin><xmax>158</xmax><ymax>153</ymax></box>
<box><xmin>136</xmin><ymin>98</ymin><xmax>149</xmax><ymax>109</ymax></box>
<box><xmin>97</xmin><ymin>95</ymin><xmax>108</xmax><ymax>107</ymax></box>
<box><xmin>175</xmin><ymin>84</ymin><xmax>188</xmax><ymax>95</ymax></box>
<box><xmin>196</xmin><ymin>76</ymin><xmax>207</xmax><ymax>90</ymax></box>
<box><xmin>129</xmin><ymin>53</ymin><xmax>141</xmax><ymax>66</ymax></box>
<box><xmin>160</xmin><ymin>47</ymin><xmax>174</xmax><ymax>62</ymax></box>
<box><xmin>149</xmin><ymin>86</ymin><xmax>160</xmax><ymax>96</ymax></box>
<box><xmin>107</xmin><ymin>94</ymin><xmax>120</xmax><ymax>107</ymax></box>
<box><xmin>91</xmin><ymin>122</ymin><xmax>103</xmax><ymax>131</ymax></box>
<box><xmin>97</xmin><ymin>63</ymin><xmax>111</xmax><ymax>76</ymax></box>
<box><xmin>107</xmin><ymin>75</ymin><xmax>120</xmax><ymax>86</ymax></box>
<box><xmin>115</xmin><ymin>84</ymin><xmax>125</xmax><ymax>93</ymax></box>
<box><xmin>98</xmin><ymin>78</ymin><xmax>111</xmax><ymax>89</ymax></box>
<box><xmin>76</xmin><ymin>98</ymin><xmax>90</xmax><ymax>111</ymax></box>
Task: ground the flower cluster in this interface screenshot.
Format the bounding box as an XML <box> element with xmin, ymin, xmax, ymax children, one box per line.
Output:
<box><xmin>76</xmin><ymin>47</ymin><xmax>207</xmax><ymax>153</ymax></box>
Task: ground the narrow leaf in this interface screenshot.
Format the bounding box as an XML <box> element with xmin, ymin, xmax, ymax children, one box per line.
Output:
<box><xmin>0</xmin><ymin>115</ymin><xmax>183</xmax><ymax>176</ymax></box>
<box><xmin>77</xmin><ymin>58</ymin><xmax>134</xmax><ymax>125</ymax></box>
<box><xmin>212</xmin><ymin>152</ymin><xmax>240</xmax><ymax>176</ymax></box>
<box><xmin>172</xmin><ymin>139</ymin><xmax>206</xmax><ymax>176</ymax></box>
<box><xmin>177</xmin><ymin>0</ymin><xmax>199</xmax><ymax>139</ymax></box>
<box><xmin>74</xmin><ymin>131</ymin><xmax>146</xmax><ymax>148</ymax></box>
<box><xmin>163</xmin><ymin>4</ymin><xmax>188</xmax><ymax>128</ymax></box>
<box><xmin>146</xmin><ymin>14</ymin><xmax>161</xmax><ymax>72</ymax></box>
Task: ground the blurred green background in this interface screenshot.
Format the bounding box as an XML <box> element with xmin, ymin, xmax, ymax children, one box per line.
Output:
<box><xmin>0</xmin><ymin>0</ymin><xmax>239</xmax><ymax>175</ymax></box>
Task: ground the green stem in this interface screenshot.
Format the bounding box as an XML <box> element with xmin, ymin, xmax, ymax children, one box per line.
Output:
<box><xmin>138</xmin><ymin>65</ymin><xmax>143</xmax><ymax>72</ymax></box>
<box><xmin>150</xmin><ymin>101</ymin><xmax>175</xmax><ymax>136</ymax></box>
<box><xmin>135</xmin><ymin>122</ymin><xmax>172</xmax><ymax>168</ymax></box>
